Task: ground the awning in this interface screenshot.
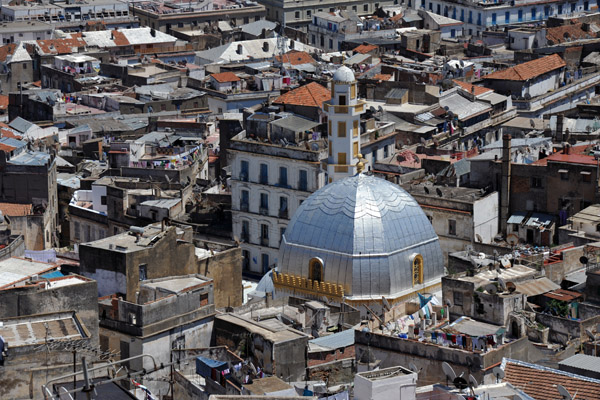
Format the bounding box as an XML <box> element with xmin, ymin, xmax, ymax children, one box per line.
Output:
<box><xmin>558</xmin><ymin>169</ymin><xmax>569</xmax><ymax>173</ymax></box>
<box><xmin>580</xmin><ymin>171</ymin><xmax>591</xmax><ymax>175</ymax></box>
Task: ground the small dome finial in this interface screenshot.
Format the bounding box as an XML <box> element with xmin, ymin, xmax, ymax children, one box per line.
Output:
<box><xmin>356</xmin><ymin>154</ymin><xmax>366</xmax><ymax>174</ymax></box>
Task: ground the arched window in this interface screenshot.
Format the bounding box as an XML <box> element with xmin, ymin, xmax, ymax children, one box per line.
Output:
<box><xmin>411</xmin><ymin>254</ymin><xmax>423</xmax><ymax>286</ymax></box>
<box><xmin>309</xmin><ymin>257</ymin><xmax>324</xmax><ymax>283</ymax></box>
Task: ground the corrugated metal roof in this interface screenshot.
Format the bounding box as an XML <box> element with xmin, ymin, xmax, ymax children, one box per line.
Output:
<box><xmin>525</xmin><ymin>213</ymin><xmax>553</xmax><ymax>228</ymax></box>
<box><xmin>507</xmin><ymin>212</ymin><xmax>527</xmax><ymax>224</ymax></box>
<box><xmin>8</xmin><ymin>151</ymin><xmax>51</xmax><ymax>166</ymax></box>
<box><xmin>386</xmin><ymin>88</ymin><xmax>409</xmax><ymax>100</ymax></box>
<box><xmin>309</xmin><ymin>329</ymin><xmax>354</xmax><ymax>350</ymax></box>
<box><xmin>559</xmin><ymin>354</ymin><xmax>600</xmax><ymax>374</ymax></box>
<box><xmin>514</xmin><ymin>277</ymin><xmax>560</xmax><ymax>297</ymax></box>
<box><xmin>9</xmin><ymin>117</ymin><xmax>34</xmax><ymax>134</ymax></box>
<box><xmin>439</xmin><ymin>91</ymin><xmax>490</xmax><ymax>120</ymax></box>
<box><xmin>140</xmin><ymin>198</ymin><xmax>181</xmax><ymax>208</ymax></box>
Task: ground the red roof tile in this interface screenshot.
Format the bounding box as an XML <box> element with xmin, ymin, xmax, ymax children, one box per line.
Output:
<box><xmin>273</xmin><ymin>82</ymin><xmax>331</xmax><ymax>108</ymax></box>
<box><xmin>503</xmin><ymin>359</ymin><xmax>600</xmax><ymax>400</ymax></box>
<box><xmin>373</xmin><ymin>73</ymin><xmax>392</xmax><ymax>81</ymax></box>
<box><xmin>0</xmin><ymin>44</ymin><xmax>17</xmax><ymax>63</ymax></box>
<box><xmin>111</xmin><ymin>29</ymin><xmax>130</xmax><ymax>46</ymax></box>
<box><xmin>453</xmin><ymin>79</ymin><xmax>492</xmax><ymax>96</ymax></box>
<box><xmin>353</xmin><ymin>44</ymin><xmax>378</xmax><ymax>54</ymax></box>
<box><xmin>35</xmin><ymin>37</ymin><xmax>86</xmax><ymax>55</ymax></box>
<box><xmin>534</xmin><ymin>147</ymin><xmax>597</xmax><ymax>166</ymax></box>
<box><xmin>546</xmin><ymin>23</ymin><xmax>594</xmax><ymax>44</ymax></box>
<box><xmin>0</xmin><ymin>143</ymin><xmax>15</xmax><ymax>152</ymax></box>
<box><xmin>210</xmin><ymin>72</ymin><xmax>241</xmax><ymax>83</ymax></box>
<box><xmin>484</xmin><ymin>54</ymin><xmax>566</xmax><ymax>81</ymax></box>
<box><xmin>275</xmin><ymin>50</ymin><xmax>316</xmax><ymax>66</ymax></box>
<box><xmin>0</xmin><ymin>203</ymin><xmax>32</xmax><ymax>217</ymax></box>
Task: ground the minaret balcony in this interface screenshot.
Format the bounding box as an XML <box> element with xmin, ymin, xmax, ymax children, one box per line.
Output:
<box><xmin>323</xmin><ymin>101</ymin><xmax>366</xmax><ymax>115</ymax></box>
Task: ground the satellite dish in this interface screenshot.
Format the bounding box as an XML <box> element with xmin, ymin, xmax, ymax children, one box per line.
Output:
<box><xmin>453</xmin><ymin>376</ymin><xmax>468</xmax><ymax>390</ymax></box>
<box><xmin>557</xmin><ymin>384</ymin><xmax>573</xmax><ymax>400</ymax></box>
<box><xmin>586</xmin><ymin>328</ymin><xmax>597</xmax><ymax>341</ymax></box>
<box><xmin>506</xmin><ymin>282</ymin><xmax>517</xmax><ymax>293</ymax></box>
<box><xmin>469</xmin><ymin>374</ymin><xmax>479</xmax><ymax>388</ymax></box>
<box><xmin>492</xmin><ymin>367</ymin><xmax>505</xmax><ymax>382</ymax></box>
<box><xmin>409</xmin><ymin>362</ymin><xmax>420</xmax><ymax>373</ymax></box>
<box><xmin>580</xmin><ymin>256</ymin><xmax>589</xmax><ymax>265</ymax></box>
<box><xmin>436</xmin><ymin>187</ymin><xmax>443</xmax><ymax>197</ymax></box>
<box><xmin>382</xmin><ymin>296</ymin><xmax>391</xmax><ymax>312</ymax></box>
<box><xmin>485</xmin><ymin>284</ymin><xmax>498</xmax><ymax>295</ymax></box>
<box><xmin>497</xmin><ymin>277</ymin><xmax>507</xmax><ymax>292</ymax></box>
<box><xmin>58</xmin><ymin>387</ymin><xmax>74</xmax><ymax>400</ymax></box>
<box><xmin>442</xmin><ymin>362</ymin><xmax>457</xmax><ymax>382</ymax></box>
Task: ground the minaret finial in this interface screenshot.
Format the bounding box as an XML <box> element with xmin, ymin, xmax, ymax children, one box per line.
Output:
<box><xmin>356</xmin><ymin>154</ymin><xmax>365</xmax><ymax>174</ymax></box>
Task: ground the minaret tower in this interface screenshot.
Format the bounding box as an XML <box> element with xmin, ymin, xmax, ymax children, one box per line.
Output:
<box><xmin>325</xmin><ymin>66</ymin><xmax>365</xmax><ymax>182</ymax></box>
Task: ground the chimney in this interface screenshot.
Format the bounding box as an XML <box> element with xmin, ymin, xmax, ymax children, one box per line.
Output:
<box><xmin>500</xmin><ymin>133</ymin><xmax>512</xmax><ymax>237</ymax></box>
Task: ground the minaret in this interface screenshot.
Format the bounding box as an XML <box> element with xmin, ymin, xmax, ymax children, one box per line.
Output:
<box><xmin>325</xmin><ymin>66</ymin><xmax>365</xmax><ymax>183</ymax></box>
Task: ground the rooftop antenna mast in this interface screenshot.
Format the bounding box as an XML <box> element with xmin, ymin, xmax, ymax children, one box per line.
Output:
<box><xmin>274</xmin><ymin>21</ymin><xmax>287</xmax><ymax>71</ymax></box>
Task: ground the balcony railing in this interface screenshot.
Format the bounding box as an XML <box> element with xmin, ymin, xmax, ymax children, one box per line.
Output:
<box><xmin>240</xmin><ymin>203</ymin><xmax>249</xmax><ymax>212</ymax></box>
<box><xmin>323</xmin><ymin>101</ymin><xmax>365</xmax><ymax>114</ymax></box>
<box><xmin>259</xmin><ymin>207</ymin><xmax>269</xmax><ymax>216</ymax></box>
<box><xmin>260</xmin><ymin>237</ymin><xmax>269</xmax><ymax>246</ymax></box>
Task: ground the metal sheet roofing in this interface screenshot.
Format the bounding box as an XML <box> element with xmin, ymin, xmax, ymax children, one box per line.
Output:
<box><xmin>439</xmin><ymin>91</ymin><xmax>490</xmax><ymax>121</ymax></box>
<box><xmin>514</xmin><ymin>277</ymin><xmax>560</xmax><ymax>297</ymax></box>
<box><xmin>8</xmin><ymin>151</ymin><xmax>51</xmax><ymax>166</ymax></box>
<box><xmin>309</xmin><ymin>329</ymin><xmax>355</xmax><ymax>351</ymax></box>
<box><xmin>559</xmin><ymin>354</ymin><xmax>600</xmax><ymax>374</ymax></box>
<box><xmin>507</xmin><ymin>212</ymin><xmax>527</xmax><ymax>224</ymax></box>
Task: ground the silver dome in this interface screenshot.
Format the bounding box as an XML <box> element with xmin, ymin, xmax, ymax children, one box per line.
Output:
<box><xmin>278</xmin><ymin>174</ymin><xmax>444</xmax><ymax>299</ymax></box>
<box><xmin>332</xmin><ymin>66</ymin><xmax>355</xmax><ymax>83</ymax></box>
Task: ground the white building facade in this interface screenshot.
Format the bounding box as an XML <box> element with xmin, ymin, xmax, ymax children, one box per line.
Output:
<box><xmin>404</xmin><ymin>0</ymin><xmax>597</xmax><ymax>37</ymax></box>
<box><xmin>230</xmin><ymin>133</ymin><xmax>327</xmax><ymax>275</ymax></box>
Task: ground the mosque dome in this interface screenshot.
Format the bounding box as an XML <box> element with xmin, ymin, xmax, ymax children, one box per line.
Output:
<box><xmin>277</xmin><ymin>174</ymin><xmax>444</xmax><ymax>301</ymax></box>
<box><xmin>332</xmin><ymin>66</ymin><xmax>355</xmax><ymax>83</ymax></box>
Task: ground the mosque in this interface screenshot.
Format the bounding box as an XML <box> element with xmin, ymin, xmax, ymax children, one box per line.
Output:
<box><xmin>257</xmin><ymin>66</ymin><xmax>445</xmax><ymax>310</ymax></box>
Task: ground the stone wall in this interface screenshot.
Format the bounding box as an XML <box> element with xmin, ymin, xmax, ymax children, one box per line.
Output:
<box><xmin>197</xmin><ymin>246</ymin><xmax>242</xmax><ymax>308</ymax></box>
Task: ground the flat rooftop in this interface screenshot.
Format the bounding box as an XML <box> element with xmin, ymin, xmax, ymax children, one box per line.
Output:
<box><xmin>452</xmin><ymin>264</ymin><xmax>538</xmax><ymax>288</ymax></box>
<box><xmin>0</xmin><ymin>311</ymin><xmax>87</xmax><ymax>347</ymax></box>
<box><xmin>358</xmin><ymin>366</ymin><xmax>414</xmax><ymax>381</ymax></box>
<box><xmin>0</xmin><ymin>257</ymin><xmax>58</xmax><ymax>289</ymax></box>
<box><xmin>81</xmin><ymin>224</ymin><xmax>172</xmax><ymax>252</ymax></box>
<box><xmin>216</xmin><ymin>314</ymin><xmax>308</xmax><ymax>343</ymax></box>
<box><xmin>141</xmin><ymin>275</ymin><xmax>210</xmax><ymax>294</ymax></box>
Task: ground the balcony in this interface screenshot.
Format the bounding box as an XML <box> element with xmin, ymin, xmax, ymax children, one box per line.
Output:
<box><xmin>240</xmin><ymin>203</ymin><xmax>249</xmax><ymax>212</ymax></box>
<box><xmin>260</xmin><ymin>237</ymin><xmax>269</xmax><ymax>247</ymax></box>
<box><xmin>241</xmin><ymin>232</ymin><xmax>249</xmax><ymax>242</ymax></box>
<box><xmin>332</xmin><ymin>164</ymin><xmax>349</xmax><ymax>173</ymax></box>
<box><xmin>323</xmin><ymin>101</ymin><xmax>365</xmax><ymax>115</ymax></box>
<box><xmin>279</xmin><ymin>209</ymin><xmax>288</xmax><ymax>219</ymax></box>
<box><xmin>259</xmin><ymin>207</ymin><xmax>269</xmax><ymax>216</ymax></box>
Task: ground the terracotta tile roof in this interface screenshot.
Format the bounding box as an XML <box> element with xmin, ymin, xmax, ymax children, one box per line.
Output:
<box><xmin>390</xmin><ymin>13</ymin><xmax>403</xmax><ymax>22</ymax></box>
<box><xmin>0</xmin><ymin>95</ymin><xmax>8</xmax><ymax>110</ymax></box>
<box><xmin>503</xmin><ymin>359</ymin><xmax>600</xmax><ymax>400</ymax></box>
<box><xmin>273</xmin><ymin>82</ymin><xmax>331</xmax><ymax>108</ymax></box>
<box><xmin>31</xmin><ymin>81</ymin><xmax>41</xmax><ymax>87</ymax></box>
<box><xmin>353</xmin><ymin>44</ymin><xmax>378</xmax><ymax>54</ymax></box>
<box><xmin>533</xmin><ymin>147</ymin><xmax>597</xmax><ymax>166</ymax></box>
<box><xmin>275</xmin><ymin>50</ymin><xmax>316</xmax><ymax>65</ymax></box>
<box><xmin>35</xmin><ymin>37</ymin><xmax>86</xmax><ymax>55</ymax></box>
<box><xmin>111</xmin><ymin>30</ymin><xmax>130</xmax><ymax>46</ymax></box>
<box><xmin>210</xmin><ymin>72</ymin><xmax>241</xmax><ymax>83</ymax></box>
<box><xmin>0</xmin><ymin>44</ymin><xmax>17</xmax><ymax>63</ymax></box>
<box><xmin>484</xmin><ymin>54</ymin><xmax>566</xmax><ymax>81</ymax></box>
<box><xmin>0</xmin><ymin>202</ymin><xmax>32</xmax><ymax>217</ymax></box>
<box><xmin>546</xmin><ymin>23</ymin><xmax>594</xmax><ymax>44</ymax></box>
<box><xmin>373</xmin><ymin>73</ymin><xmax>392</xmax><ymax>81</ymax></box>
<box><xmin>453</xmin><ymin>79</ymin><xmax>493</xmax><ymax>96</ymax></box>
<box><xmin>0</xmin><ymin>143</ymin><xmax>15</xmax><ymax>152</ymax></box>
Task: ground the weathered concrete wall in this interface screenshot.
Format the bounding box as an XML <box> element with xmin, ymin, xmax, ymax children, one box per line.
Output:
<box><xmin>535</xmin><ymin>313</ymin><xmax>600</xmax><ymax>345</ymax></box>
<box><xmin>307</xmin><ymin>357</ymin><xmax>355</xmax><ymax>385</ymax></box>
<box><xmin>197</xmin><ymin>246</ymin><xmax>243</xmax><ymax>308</ymax></box>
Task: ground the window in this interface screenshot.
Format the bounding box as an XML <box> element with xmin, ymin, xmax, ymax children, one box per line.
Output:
<box><xmin>280</xmin><ymin>227</ymin><xmax>286</xmax><ymax>244</ymax></box>
<box><xmin>279</xmin><ymin>196</ymin><xmax>288</xmax><ymax>218</ymax></box>
<box><xmin>139</xmin><ymin>264</ymin><xmax>147</xmax><ymax>281</ymax></box>
<box><xmin>241</xmin><ymin>220</ymin><xmax>249</xmax><ymax>241</ymax></box>
<box><xmin>460</xmin><ymin>9</ymin><xmax>464</xmax><ymax>21</ymax></box>
<box><xmin>260</xmin><ymin>223</ymin><xmax>269</xmax><ymax>241</ymax></box>
<box><xmin>531</xmin><ymin>176</ymin><xmax>543</xmax><ymax>188</ymax></box>
<box><xmin>453</xmin><ymin>291</ymin><xmax>463</xmax><ymax>306</ymax></box>
<box><xmin>491</xmin><ymin>13</ymin><xmax>497</xmax><ymax>25</ymax></box>
<box><xmin>260</xmin><ymin>193</ymin><xmax>269</xmax><ymax>214</ymax></box>
<box><xmin>328</xmin><ymin>120</ymin><xmax>332</xmax><ymax>136</ymax></box>
<box><xmin>353</xmin><ymin>142</ymin><xmax>359</xmax><ymax>158</ymax></box>
<box><xmin>200</xmin><ymin>293</ymin><xmax>209</xmax><ymax>306</ymax></box>
<box><xmin>311</xmin><ymin>34</ymin><xmax>316</xmax><ymax>44</ymax></box>
<box><xmin>518</xmin><ymin>9</ymin><xmax>523</xmax><ymax>22</ymax></box>
<box><xmin>261</xmin><ymin>253</ymin><xmax>270</xmax><ymax>273</ymax></box>
<box><xmin>560</xmin><ymin>170</ymin><xmax>569</xmax><ymax>181</ymax></box>
<box><xmin>329</xmin><ymin>39</ymin><xmax>333</xmax><ymax>49</ymax></box>
<box><xmin>351</xmin><ymin>84</ymin><xmax>356</xmax><ymax>99</ymax></box>
<box><xmin>584</xmin><ymin>1</ymin><xmax>589</xmax><ymax>10</ymax></box>
<box><xmin>448</xmin><ymin>219</ymin><xmax>457</xmax><ymax>236</ymax></box>
<box><xmin>558</xmin><ymin>4</ymin><xmax>563</xmax><ymax>14</ymax></box>
<box><xmin>505</xmin><ymin>11</ymin><xmax>510</xmax><ymax>23</ymax></box>
<box><xmin>384</xmin><ymin>145</ymin><xmax>389</xmax><ymax>158</ymax></box>
<box><xmin>320</xmin><ymin>35</ymin><xmax>324</xmax><ymax>47</ymax></box>
<box><xmin>531</xmin><ymin>7</ymin><xmax>537</xmax><ymax>20</ymax></box>
<box><xmin>437</xmin><ymin>4</ymin><xmax>441</xmax><ymax>14</ymax></box>
<box><xmin>338</xmin><ymin>121</ymin><xmax>346</xmax><ymax>137</ymax></box>
<box><xmin>372</xmin><ymin>149</ymin><xmax>377</xmax><ymax>162</ymax></box>
<box><xmin>412</xmin><ymin>254</ymin><xmax>423</xmax><ymax>286</ymax></box>
<box><xmin>582</xmin><ymin>171</ymin><xmax>592</xmax><ymax>183</ymax></box>
<box><xmin>259</xmin><ymin>163</ymin><xmax>268</xmax><ymax>184</ymax></box>
<box><xmin>74</xmin><ymin>221</ymin><xmax>80</xmax><ymax>239</ymax></box>
<box><xmin>240</xmin><ymin>190</ymin><xmax>249</xmax><ymax>211</ymax></box>
<box><xmin>295</xmin><ymin>10</ymin><xmax>300</xmax><ymax>19</ymax></box>
<box><xmin>338</xmin><ymin>152</ymin><xmax>347</xmax><ymax>165</ymax></box>
<box><xmin>23</xmin><ymin>63</ymin><xmax>26</xmax><ymax>70</ymax></box>
<box><xmin>353</xmin><ymin>120</ymin><xmax>359</xmax><ymax>137</ymax></box>
<box><xmin>242</xmin><ymin>250</ymin><xmax>250</xmax><ymax>269</ymax></box>
<box><xmin>363</xmin><ymin>4</ymin><xmax>368</xmax><ymax>11</ymax></box>
<box><xmin>339</xmin><ymin>95</ymin><xmax>347</xmax><ymax>105</ymax></box>
<box><xmin>299</xmin><ymin>170</ymin><xmax>308</xmax><ymax>191</ymax></box>
<box><xmin>468</xmin><ymin>10</ymin><xmax>473</xmax><ymax>23</ymax></box>
<box><xmin>101</xmin><ymin>195</ymin><xmax>107</xmax><ymax>205</ymax></box>
<box><xmin>239</xmin><ymin>160</ymin><xmax>249</xmax><ymax>181</ymax></box>
<box><xmin>309</xmin><ymin>257</ymin><xmax>324</xmax><ymax>282</ymax></box>
<box><xmin>307</xmin><ymin>10</ymin><xmax>312</xmax><ymax>17</ymax></box>
<box><xmin>279</xmin><ymin>166</ymin><xmax>288</xmax><ymax>186</ymax></box>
